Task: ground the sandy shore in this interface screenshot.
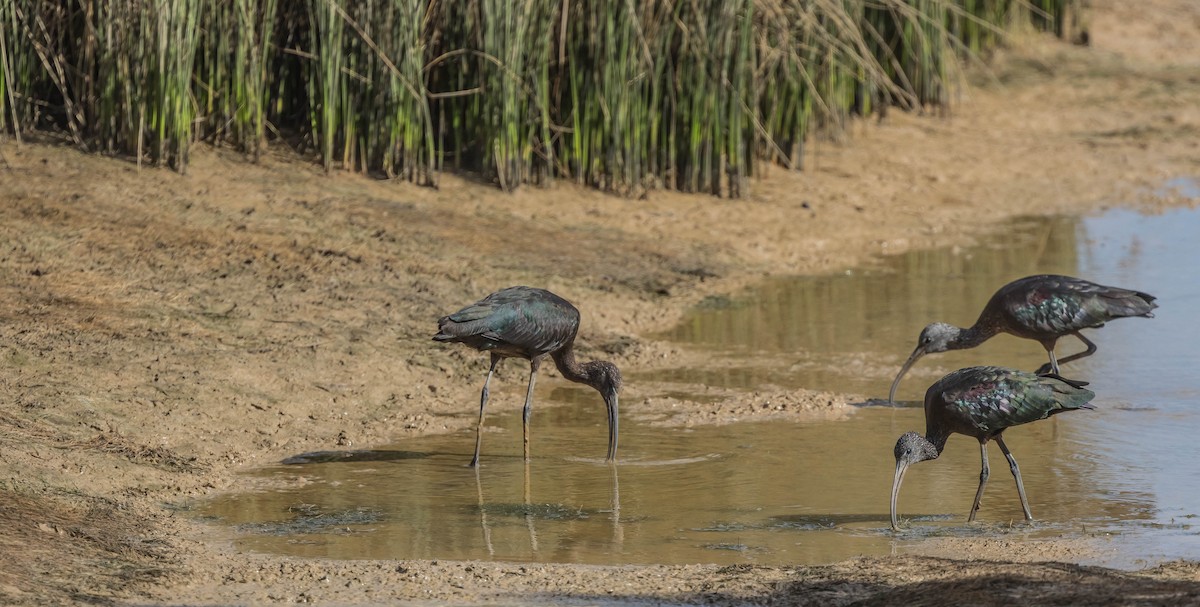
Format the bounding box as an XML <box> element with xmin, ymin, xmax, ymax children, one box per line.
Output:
<box><xmin>2</xmin><ymin>1</ymin><xmax>1200</xmax><ymax>604</ymax></box>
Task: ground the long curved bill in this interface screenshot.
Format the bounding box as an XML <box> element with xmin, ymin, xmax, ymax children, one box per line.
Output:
<box><xmin>604</xmin><ymin>392</ymin><xmax>619</xmax><ymax>463</ymax></box>
<box><xmin>888</xmin><ymin>347</ymin><xmax>926</xmax><ymax>404</ymax></box>
<box><xmin>890</xmin><ymin>460</ymin><xmax>908</xmax><ymax>531</ymax></box>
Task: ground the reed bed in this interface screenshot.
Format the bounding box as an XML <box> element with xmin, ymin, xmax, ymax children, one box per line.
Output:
<box><xmin>0</xmin><ymin>0</ymin><xmax>1081</xmax><ymax>193</ymax></box>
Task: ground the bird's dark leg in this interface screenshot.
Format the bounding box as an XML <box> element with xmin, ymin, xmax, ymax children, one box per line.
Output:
<box><xmin>1036</xmin><ymin>342</ymin><xmax>1062</xmax><ymax>376</ymax></box>
<box><xmin>968</xmin><ymin>441</ymin><xmax>990</xmax><ymax>522</ymax></box>
<box><xmin>1037</xmin><ymin>333</ymin><xmax>1097</xmax><ymax>374</ymax></box>
<box><xmin>1053</xmin><ymin>332</ymin><xmax>1098</xmax><ymax>368</ymax></box>
<box><xmin>522</xmin><ymin>358</ymin><xmax>541</xmax><ymax>461</ymax></box>
<box><xmin>995</xmin><ymin>435</ymin><xmax>1034</xmax><ymax>521</ymax></box>
<box><xmin>470</xmin><ymin>354</ymin><xmax>502</xmax><ymax>468</ymax></box>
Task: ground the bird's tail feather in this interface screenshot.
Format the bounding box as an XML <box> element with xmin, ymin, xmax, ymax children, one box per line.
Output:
<box><xmin>1038</xmin><ymin>372</ymin><xmax>1089</xmax><ymax>389</ymax></box>
<box><xmin>432</xmin><ymin>316</ymin><xmax>499</xmax><ymax>344</ymax></box>
<box><xmin>1109</xmin><ymin>289</ymin><xmax>1158</xmax><ymax>318</ymax></box>
<box><xmin>1040</xmin><ymin>373</ymin><xmax>1096</xmax><ymax>411</ymax></box>
<box><xmin>432</xmin><ymin>315</ymin><xmax>461</xmax><ymax>341</ymax></box>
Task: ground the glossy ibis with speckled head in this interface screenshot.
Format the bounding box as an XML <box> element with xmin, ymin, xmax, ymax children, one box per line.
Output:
<box><xmin>888</xmin><ymin>274</ymin><xmax>1156</xmax><ymax>403</ymax></box>
<box><xmin>434</xmin><ymin>286</ymin><xmax>621</xmax><ymax>467</ymax></box>
<box><xmin>890</xmin><ymin>366</ymin><xmax>1095</xmax><ymax>530</ymax></box>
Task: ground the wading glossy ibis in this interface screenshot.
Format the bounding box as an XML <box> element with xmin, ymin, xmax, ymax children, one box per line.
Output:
<box><xmin>434</xmin><ymin>286</ymin><xmax>621</xmax><ymax>466</ymax></box>
<box><xmin>889</xmin><ymin>274</ymin><xmax>1155</xmax><ymax>403</ymax></box>
<box><xmin>890</xmin><ymin>365</ymin><xmax>1095</xmax><ymax>530</ymax></box>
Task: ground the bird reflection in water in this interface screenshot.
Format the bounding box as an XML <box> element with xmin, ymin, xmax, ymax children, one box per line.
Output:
<box><xmin>472</xmin><ymin>458</ymin><xmax>623</xmax><ymax>558</ymax></box>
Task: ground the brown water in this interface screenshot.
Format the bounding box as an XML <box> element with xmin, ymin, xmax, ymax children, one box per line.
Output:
<box><xmin>200</xmin><ymin>406</ymin><xmax>1140</xmax><ymax>565</ymax></box>
<box><xmin>201</xmin><ymin>179</ymin><xmax>1200</xmax><ymax>569</ymax></box>
<box><xmin>654</xmin><ymin>213</ymin><xmax>1084</xmax><ymax>398</ymax></box>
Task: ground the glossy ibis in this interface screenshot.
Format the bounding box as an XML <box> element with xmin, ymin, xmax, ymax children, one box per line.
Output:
<box><xmin>890</xmin><ymin>366</ymin><xmax>1095</xmax><ymax>530</ymax></box>
<box><xmin>889</xmin><ymin>274</ymin><xmax>1156</xmax><ymax>403</ymax></box>
<box><xmin>434</xmin><ymin>286</ymin><xmax>621</xmax><ymax>466</ymax></box>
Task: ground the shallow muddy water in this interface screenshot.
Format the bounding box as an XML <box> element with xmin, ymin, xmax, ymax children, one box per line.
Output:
<box><xmin>202</xmin><ymin>180</ymin><xmax>1200</xmax><ymax>569</ymax></box>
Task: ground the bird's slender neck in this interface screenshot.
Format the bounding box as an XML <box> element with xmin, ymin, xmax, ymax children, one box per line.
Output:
<box><xmin>950</xmin><ymin>323</ymin><xmax>995</xmax><ymax>350</ymax></box>
<box><xmin>551</xmin><ymin>343</ymin><xmax>601</xmax><ymax>389</ymax></box>
<box><xmin>923</xmin><ymin>429</ymin><xmax>950</xmax><ymax>456</ymax></box>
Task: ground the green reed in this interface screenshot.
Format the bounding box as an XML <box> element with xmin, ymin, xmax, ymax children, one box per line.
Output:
<box><xmin>194</xmin><ymin>0</ymin><xmax>276</xmax><ymax>158</ymax></box>
<box><xmin>0</xmin><ymin>0</ymin><xmax>1082</xmax><ymax>192</ymax></box>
